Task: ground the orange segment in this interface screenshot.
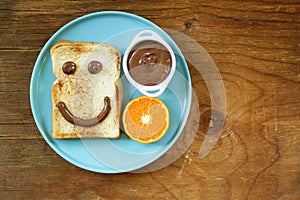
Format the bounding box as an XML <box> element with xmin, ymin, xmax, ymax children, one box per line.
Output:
<box><xmin>122</xmin><ymin>96</ymin><xmax>170</xmax><ymax>144</ymax></box>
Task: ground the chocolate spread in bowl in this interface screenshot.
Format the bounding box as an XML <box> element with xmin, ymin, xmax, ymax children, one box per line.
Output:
<box><xmin>127</xmin><ymin>41</ymin><xmax>172</xmax><ymax>86</ymax></box>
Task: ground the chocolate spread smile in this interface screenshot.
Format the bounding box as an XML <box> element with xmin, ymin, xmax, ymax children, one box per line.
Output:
<box><xmin>57</xmin><ymin>97</ymin><xmax>111</xmax><ymax>127</ymax></box>
<box><xmin>127</xmin><ymin>41</ymin><xmax>172</xmax><ymax>86</ymax></box>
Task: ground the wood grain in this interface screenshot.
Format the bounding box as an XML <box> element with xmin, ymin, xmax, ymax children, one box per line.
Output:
<box><xmin>1</xmin><ymin>0</ymin><xmax>299</xmax><ymax>199</ymax></box>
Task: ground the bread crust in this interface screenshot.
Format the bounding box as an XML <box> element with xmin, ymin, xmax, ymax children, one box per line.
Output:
<box><xmin>51</xmin><ymin>40</ymin><xmax>122</xmax><ymax>138</ymax></box>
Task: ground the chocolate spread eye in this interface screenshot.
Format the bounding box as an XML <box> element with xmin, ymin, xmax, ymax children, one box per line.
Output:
<box><xmin>62</xmin><ymin>61</ymin><xmax>76</xmax><ymax>75</ymax></box>
<box><xmin>88</xmin><ymin>61</ymin><xmax>102</xmax><ymax>74</ymax></box>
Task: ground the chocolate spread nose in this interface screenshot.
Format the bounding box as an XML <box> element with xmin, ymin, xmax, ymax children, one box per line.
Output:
<box><xmin>127</xmin><ymin>41</ymin><xmax>172</xmax><ymax>86</ymax></box>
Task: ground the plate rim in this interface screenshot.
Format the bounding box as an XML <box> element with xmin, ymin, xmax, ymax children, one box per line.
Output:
<box><xmin>30</xmin><ymin>11</ymin><xmax>192</xmax><ymax>173</ymax></box>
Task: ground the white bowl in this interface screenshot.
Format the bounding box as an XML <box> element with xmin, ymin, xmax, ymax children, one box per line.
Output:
<box><xmin>122</xmin><ymin>29</ymin><xmax>176</xmax><ymax>97</ymax></box>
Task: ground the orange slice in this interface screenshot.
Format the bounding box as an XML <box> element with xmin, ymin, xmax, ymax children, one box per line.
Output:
<box><xmin>122</xmin><ymin>96</ymin><xmax>170</xmax><ymax>144</ymax></box>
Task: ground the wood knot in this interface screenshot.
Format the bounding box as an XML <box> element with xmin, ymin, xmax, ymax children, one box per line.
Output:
<box><xmin>185</xmin><ymin>21</ymin><xmax>192</xmax><ymax>29</ymax></box>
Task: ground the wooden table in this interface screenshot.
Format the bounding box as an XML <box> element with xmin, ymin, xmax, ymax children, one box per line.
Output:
<box><xmin>1</xmin><ymin>1</ymin><xmax>299</xmax><ymax>199</ymax></box>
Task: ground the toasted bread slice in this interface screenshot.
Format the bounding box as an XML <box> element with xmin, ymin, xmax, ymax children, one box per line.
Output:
<box><xmin>51</xmin><ymin>40</ymin><xmax>121</xmax><ymax>138</ymax></box>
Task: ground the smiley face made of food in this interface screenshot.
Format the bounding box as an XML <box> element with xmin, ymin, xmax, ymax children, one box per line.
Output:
<box><xmin>51</xmin><ymin>41</ymin><xmax>121</xmax><ymax>139</ymax></box>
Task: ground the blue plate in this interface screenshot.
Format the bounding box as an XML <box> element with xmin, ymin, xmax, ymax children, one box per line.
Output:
<box><xmin>30</xmin><ymin>11</ymin><xmax>191</xmax><ymax>173</ymax></box>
